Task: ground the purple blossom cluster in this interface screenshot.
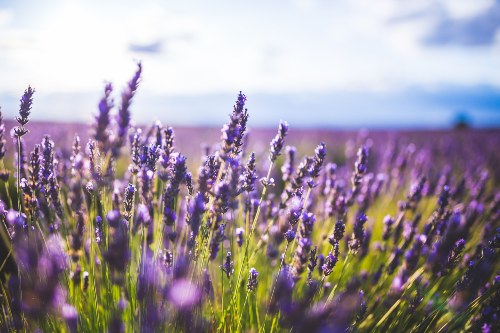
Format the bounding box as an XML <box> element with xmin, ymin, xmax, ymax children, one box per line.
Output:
<box><xmin>0</xmin><ymin>67</ymin><xmax>498</xmax><ymax>332</ymax></box>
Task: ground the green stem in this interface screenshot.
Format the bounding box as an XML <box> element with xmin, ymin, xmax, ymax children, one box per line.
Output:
<box><xmin>221</xmin><ymin>251</ymin><xmax>225</xmax><ymax>330</ymax></box>
<box><xmin>237</xmin><ymin>291</ymin><xmax>250</xmax><ymax>332</ymax></box>
<box><xmin>325</xmin><ymin>250</ymin><xmax>352</xmax><ymax>306</ymax></box>
<box><xmin>288</xmin><ymin>186</ymin><xmax>312</xmax><ymax>264</ymax></box>
<box><xmin>255</xmin><ymin>292</ymin><xmax>261</xmax><ymax>329</ymax></box>
<box><xmin>231</xmin><ymin>162</ymin><xmax>274</xmax><ymax>319</ymax></box>
<box><xmin>0</xmin><ymin>160</ymin><xmax>13</xmax><ymax>209</ymax></box>
<box><xmin>16</xmin><ymin>136</ymin><xmax>22</xmax><ymax>212</ymax></box>
<box><xmin>260</xmin><ymin>242</ymin><xmax>289</xmax><ymax>333</ymax></box>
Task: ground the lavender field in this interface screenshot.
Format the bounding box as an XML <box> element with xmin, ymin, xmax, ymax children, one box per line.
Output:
<box><xmin>0</xmin><ymin>65</ymin><xmax>499</xmax><ymax>332</ymax></box>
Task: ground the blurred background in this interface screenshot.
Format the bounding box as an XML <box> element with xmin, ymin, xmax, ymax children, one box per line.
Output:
<box><xmin>0</xmin><ymin>0</ymin><xmax>499</xmax><ymax>129</ymax></box>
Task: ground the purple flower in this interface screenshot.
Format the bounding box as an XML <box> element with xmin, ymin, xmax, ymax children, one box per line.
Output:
<box><xmin>269</xmin><ymin>120</ymin><xmax>288</xmax><ymax>162</ymax></box>
<box><xmin>186</xmin><ymin>192</ymin><xmax>205</xmax><ymax>241</ymax></box>
<box><xmin>349</xmin><ymin>213</ymin><xmax>368</xmax><ymax>253</ymax></box>
<box><xmin>113</xmin><ymin>62</ymin><xmax>142</xmax><ymax>157</ymax></box>
<box><xmin>292</xmin><ymin>156</ymin><xmax>313</xmax><ymax>190</ymax></box>
<box><xmin>123</xmin><ymin>183</ymin><xmax>136</xmax><ymax>219</ymax></box>
<box><xmin>0</xmin><ymin>108</ymin><xmax>6</xmax><ymax>160</ymax></box>
<box><xmin>12</xmin><ymin>234</ymin><xmax>69</xmax><ymax>321</ymax></box>
<box><xmin>294</xmin><ymin>237</ymin><xmax>312</xmax><ymax>275</ymax></box>
<box><xmin>403</xmin><ymin>234</ymin><xmax>426</xmax><ymax>276</ymax></box>
<box><xmin>348</xmin><ymin>146</ymin><xmax>368</xmax><ymax>205</ymax></box>
<box><xmin>94</xmin><ymin>215</ymin><xmax>104</xmax><ymax>245</ymax></box>
<box><xmin>402</xmin><ymin>177</ymin><xmax>426</xmax><ymax>211</ymax></box>
<box><xmin>322</xmin><ymin>251</ymin><xmax>338</xmax><ymax>276</ymax></box>
<box><xmin>211</xmin><ymin>182</ymin><xmax>231</xmax><ymax>227</ymax></box>
<box><xmin>247</xmin><ymin>268</ymin><xmax>259</xmax><ymax>291</ymax></box>
<box><xmin>48</xmin><ymin>173</ymin><xmax>63</xmax><ymax>218</ymax></box>
<box><xmin>284</xmin><ymin>229</ymin><xmax>296</xmax><ymax>242</ymax></box>
<box><xmin>387</xmin><ymin>247</ymin><xmax>403</xmax><ymax>274</ymax></box>
<box><xmin>40</xmin><ymin>135</ymin><xmax>55</xmax><ymax>182</ymax></box>
<box><xmin>287</xmin><ymin>198</ymin><xmax>303</xmax><ymax>226</ymax></box>
<box><xmin>221</xmin><ymin>251</ymin><xmax>234</xmax><ymax>278</ymax></box>
<box><xmin>322</xmin><ymin>162</ymin><xmax>337</xmax><ymax>196</ymax></box>
<box><xmin>309</xmin><ymin>142</ymin><xmax>326</xmax><ymax>181</ymax></box>
<box><xmin>317</xmin><ymin>254</ymin><xmax>325</xmax><ymax>274</ymax></box>
<box><xmin>168</xmin><ymin>279</ymin><xmax>201</xmax><ymax>309</ymax></box>
<box><xmin>133</xmin><ymin>204</ymin><xmax>151</xmax><ymax>231</ymax></box>
<box><xmin>300</xmin><ymin>211</ymin><xmax>316</xmax><ymax>239</ymax></box>
<box><xmin>269</xmin><ymin>265</ymin><xmax>294</xmax><ymax>313</ymax></box>
<box><xmin>185</xmin><ymin>172</ymin><xmax>194</xmax><ymax>195</ymax></box>
<box><xmin>220</xmin><ymin>92</ymin><xmax>248</xmax><ymax>161</ymax></box>
<box><xmin>62</xmin><ymin>304</ymin><xmax>78</xmax><ymax>333</ymax></box>
<box><xmin>202</xmin><ymin>268</ymin><xmax>214</xmax><ymax>300</ymax></box>
<box><xmin>162</xmin><ymin>126</ymin><xmax>175</xmax><ymax>158</ymax></box>
<box><xmin>70</xmin><ymin>212</ymin><xmax>85</xmax><ymax>262</ymax></box>
<box><xmin>94</xmin><ymin>82</ymin><xmax>113</xmax><ymax>148</ymax></box>
<box><xmin>236</xmin><ymin>227</ymin><xmax>244</xmax><ymax>247</ymax></box>
<box><xmin>197</xmin><ymin>155</ymin><xmax>219</xmax><ymax>201</ymax></box>
<box><xmin>308</xmin><ymin>246</ymin><xmax>318</xmax><ymax>274</ymax></box>
<box><xmin>382</xmin><ymin>215</ymin><xmax>395</xmax><ymax>241</ymax></box>
<box><xmin>15</xmin><ymin>86</ymin><xmax>35</xmax><ymax>130</ymax></box>
<box><xmin>444</xmin><ymin>239</ymin><xmax>466</xmax><ymax>272</ymax></box>
<box><xmin>332</xmin><ymin>219</ymin><xmax>346</xmax><ymax>244</ymax></box>
<box><xmin>83</xmin><ymin>271</ymin><xmax>89</xmax><ymax>291</ymax></box>
<box><xmin>437</xmin><ymin>185</ymin><xmax>450</xmax><ymax>214</ymax></box>
<box><xmin>209</xmin><ymin>224</ymin><xmax>225</xmax><ymax>260</ymax></box>
<box><xmin>356</xmin><ymin>290</ymin><xmax>368</xmax><ymax>322</ymax></box>
<box><xmin>281</xmin><ymin>146</ymin><xmax>296</xmax><ymax>182</ymax></box>
<box><xmin>103</xmin><ymin>210</ymin><xmax>130</xmax><ymax>284</ymax></box>
<box><xmin>240</xmin><ymin>152</ymin><xmax>257</xmax><ymax>193</ymax></box>
<box><xmin>87</xmin><ymin>140</ymin><xmax>102</xmax><ymax>185</ymax></box>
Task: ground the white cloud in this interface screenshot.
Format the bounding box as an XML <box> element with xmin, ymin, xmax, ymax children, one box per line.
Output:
<box><xmin>441</xmin><ymin>0</ymin><xmax>494</xmax><ymax>19</ymax></box>
<box><xmin>0</xmin><ymin>8</ymin><xmax>12</xmax><ymax>25</ymax></box>
<box><xmin>0</xmin><ymin>0</ymin><xmax>498</xmax><ymax>98</ymax></box>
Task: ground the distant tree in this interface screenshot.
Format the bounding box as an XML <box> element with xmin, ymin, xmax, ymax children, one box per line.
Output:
<box><xmin>453</xmin><ymin>111</ymin><xmax>471</xmax><ymax>130</ymax></box>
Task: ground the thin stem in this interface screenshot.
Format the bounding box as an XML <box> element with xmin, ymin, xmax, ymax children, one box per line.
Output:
<box><xmin>0</xmin><ymin>160</ymin><xmax>13</xmax><ymax>209</ymax></box>
<box><xmin>325</xmin><ymin>250</ymin><xmax>352</xmax><ymax>307</ymax></box>
<box><xmin>199</xmin><ymin>160</ymin><xmax>227</xmax><ymax>273</ymax></box>
<box><xmin>288</xmin><ymin>186</ymin><xmax>312</xmax><ymax>263</ymax></box>
<box><xmin>237</xmin><ymin>291</ymin><xmax>250</xmax><ymax>332</ymax></box>
<box><xmin>0</xmin><ymin>248</ymin><xmax>12</xmax><ymax>272</ymax></box>
<box><xmin>254</xmin><ymin>292</ymin><xmax>261</xmax><ymax>328</ymax></box>
<box><xmin>231</xmin><ymin>162</ymin><xmax>274</xmax><ymax>318</ymax></box>
<box><xmin>260</xmin><ymin>242</ymin><xmax>289</xmax><ymax>333</ymax></box>
<box><xmin>16</xmin><ymin>136</ymin><xmax>22</xmax><ymax>212</ymax></box>
<box><xmin>220</xmin><ymin>252</ymin><xmax>225</xmax><ymax>330</ymax></box>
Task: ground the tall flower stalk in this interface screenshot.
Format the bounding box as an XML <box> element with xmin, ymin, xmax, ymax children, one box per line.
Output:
<box><xmin>13</xmin><ymin>86</ymin><xmax>34</xmax><ymax>212</ymax></box>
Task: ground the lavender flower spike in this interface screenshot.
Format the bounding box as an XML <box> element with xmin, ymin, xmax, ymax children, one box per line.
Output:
<box><xmin>94</xmin><ymin>82</ymin><xmax>113</xmax><ymax>147</ymax></box>
<box><xmin>0</xmin><ymin>108</ymin><xmax>6</xmax><ymax>160</ymax></box>
<box><xmin>219</xmin><ymin>91</ymin><xmax>248</xmax><ymax>161</ymax></box>
<box><xmin>236</xmin><ymin>227</ymin><xmax>244</xmax><ymax>247</ymax></box>
<box><xmin>240</xmin><ymin>152</ymin><xmax>258</xmax><ymax>193</ymax></box>
<box><xmin>309</xmin><ymin>142</ymin><xmax>326</xmax><ymax>180</ymax></box>
<box><xmin>221</xmin><ymin>251</ymin><xmax>234</xmax><ymax>278</ymax></box>
<box><xmin>353</xmin><ymin>146</ymin><xmax>368</xmax><ymax>185</ymax></box>
<box><xmin>16</xmin><ymin>86</ymin><xmax>35</xmax><ymax>126</ymax></box>
<box><xmin>269</xmin><ymin>120</ymin><xmax>288</xmax><ymax>162</ymax></box>
<box><xmin>247</xmin><ymin>268</ymin><xmax>259</xmax><ymax>291</ymax></box>
<box><xmin>281</xmin><ymin>146</ymin><xmax>296</xmax><ymax>182</ymax></box>
<box><xmin>114</xmin><ymin>62</ymin><xmax>142</xmax><ymax>156</ymax></box>
<box><xmin>349</xmin><ymin>213</ymin><xmax>368</xmax><ymax>253</ymax></box>
<box><xmin>0</xmin><ymin>108</ymin><xmax>9</xmax><ymax>181</ymax></box>
<box><xmin>348</xmin><ymin>145</ymin><xmax>368</xmax><ymax>205</ymax></box>
<box><xmin>322</xmin><ymin>251</ymin><xmax>338</xmax><ymax>276</ymax></box>
<box><xmin>14</xmin><ymin>86</ymin><xmax>35</xmax><ymax>137</ymax></box>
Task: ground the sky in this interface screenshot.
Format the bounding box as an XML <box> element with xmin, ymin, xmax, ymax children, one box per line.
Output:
<box><xmin>0</xmin><ymin>0</ymin><xmax>499</xmax><ymax>128</ymax></box>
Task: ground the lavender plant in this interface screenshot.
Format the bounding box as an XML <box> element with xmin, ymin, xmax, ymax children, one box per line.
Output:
<box><xmin>0</xmin><ymin>66</ymin><xmax>499</xmax><ymax>333</ymax></box>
